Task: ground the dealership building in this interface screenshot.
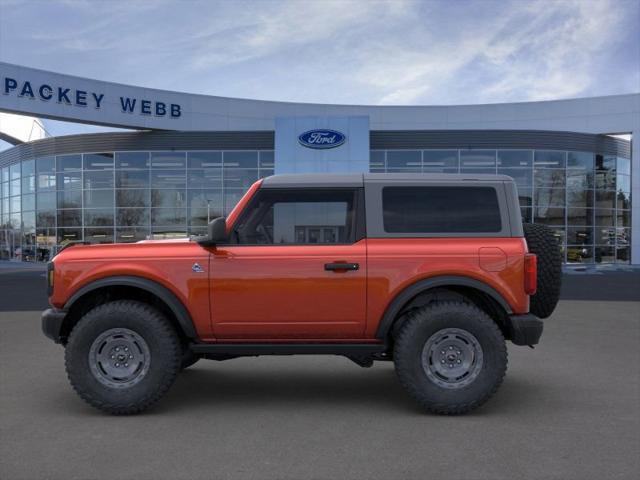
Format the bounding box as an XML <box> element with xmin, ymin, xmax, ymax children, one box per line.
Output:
<box><xmin>0</xmin><ymin>62</ymin><xmax>638</xmax><ymax>265</ymax></box>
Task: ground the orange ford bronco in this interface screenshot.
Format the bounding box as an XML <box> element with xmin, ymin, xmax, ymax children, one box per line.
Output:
<box><xmin>42</xmin><ymin>173</ymin><xmax>561</xmax><ymax>415</ymax></box>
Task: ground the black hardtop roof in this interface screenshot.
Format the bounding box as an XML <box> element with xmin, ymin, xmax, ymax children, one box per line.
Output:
<box><xmin>261</xmin><ymin>173</ymin><xmax>514</xmax><ymax>188</ymax></box>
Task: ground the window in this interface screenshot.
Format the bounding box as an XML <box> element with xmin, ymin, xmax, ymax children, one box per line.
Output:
<box><xmin>84</xmin><ymin>170</ymin><xmax>114</xmax><ymax>189</ymax></box>
<box><xmin>117</xmin><ymin>208</ymin><xmax>149</xmax><ymax>226</ymax></box>
<box><xmin>534</xmin><ymin>151</ymin><xmax>566</xmax><ymax>168</ymax></box>
<box><xmin>57</xmin><ymin>209</ymin><xmax>82</xmax><ymax>227</ymax></box>
<box><xmin>382</xmin><ymin>186</ymin><xmax>502</xmax><ymax>233</ymax></box>
<box><xmin>116</xmin><ymin>152</ymin><xmax>149</xmax><ymax>169</ymax></box>
<box><xmin>150</xmin><ymin>152</ymin><xmax>186</xmax><ymax>169</ymax></box>
<box><xmin>567</xmin><ymin>151</ymin><xmax>594</xmax><ymax>169</ymax></box>
<box><xmin>84</xmin><ymin>190</ymin><xmax>114</xmax><ymax>209</ymax></box>
<box><xmin>36</xmin><ymin>192</ymin><xmax>56</xmax><ymax>210</ymax></box>
<box><xmin>57</xmin><ymin>155</ymin><xmax>82</xmax><ymax>171</ymax></box>
<box><xmin>22</xmin><ymin>159</ymin><xmax>35</xmax><ymax>176</ymax></box>
<box><xmin>117</xmin><ymin>170</ymin><xmax>149</xmax><ymax>188</ymax></box>
<box><xmin>85</xmin><ymin>209</ymin><xmax>115</xmax><ymax>226</ymax></box>
<box><xmin>223</xmin><ymin>169</ymin><xmax>258</xmax><ymax>189</ymax></box>
<box><xmin>116</xmin><ymin>227</ymin><xmax>149</xmax><ymax>243</ymax></box>
<box><xmin>151</xmin><ymin>189</ymin><xmax>185</xmax><ymax>208</ymax></box>
<box><xmin>617</xmin><ymin>174</ymin><xmax>630</xmax><ymax>194</ymax></box>
<box><xmin>187</xmin><ymin>151</ymin><xmax>222</xmax><ymax>169</ymax></box>
<box><xmin>85</xmin><ymin>227</ymin><xmax>114</xmax><ymax>244</ymax></box>
<box><xmin>36</xmin><ymin>157</ymin><xmax>55</xmax><ymax>174</ymax></box>
<box><xmin>234</xmin><ymin>189</ymin><xmax>358</xmax><ymax>245</ymax></box>
<box><xmin>22</xmin><ymin>194</ymin><xmax>35</xmax><ymax>211</ymax></box>
<box><xmin>498</xmin><ymin>150</ymin><xmax>532</xmax><ymax>168</ymax></box>
<box><xmin>36</xmin><ymin>210</ymin><xmax>55</xmax><ymax>228</ymax></box>
<box><xmin>567</xmin><ymin>169</ymin><xmax>594</xmax><ymax>190</ymax></box>
<box><xmin>499</xmin><ymin>169</ymin><xmax>531</xmax><ymax>187</ymax></box>
<box><xmin>460</xmin><ymin>150</ymin><xmax>496</xmax><ymax>170</ymax></box>
<box><xmin>57</xmin><ymin>171</ymin><xmax>82</xmax><ymax>190</ymax></box>
<box><xmin>21</xmin><ymin>175</ymin><xmax>36</xmax><ymax>193</ymax></box>
<box><xmin>117</xmin><ymin>189</ymin><xmax>150</xmax><ymax>208</ymax></box>
<box><xmin>151</xmin><ymin>208</ymin><xmax>187</xmax><ymax>226</ymax></box>
<box><xmin>534</xmin><ymin>169</ymin><xmax>565</xmax><ymax>188</ymax></box>
<box><xmin>223</xmin><ymin>151</ymin><xmax>258</xmax><ymax>169</ymax></box>
<box><xmin>151</xmin><ymin>170</ymin><xmax>185</xmax><ymax>189</ymax></box>
<box><xmin>370</xmin><ymin>151</ymin><xmax>385</xmax><ymax>171</ymax></box>
<box><xmin>83</xmin><ymin>153</ymin><xmax>114</xmax><ymax>170</ymax></box>
<box><xmin>423</xmin><ymin>150</ymin><xmax>458</xmax><ymax>172</ymax></box>
<box><xmin>617</xmin><ymin>157</ymin><xmax>630</xmax><ymax>176</ymax></box>
<box><xmin>386</xmin><ymin>151</ymin><xmax>421</xmax><ymax>171</ymax></box>
<box><xmin>259</xmin><ymin>151</ymin><xmax>274</xmax><ymax>169</ymax></box>
<box><xmin>188</xmin><ymin>169</ymin><xmax>222</xmax><ymax>189</ymax></box>
<box><xmin>37</xmin><ymin>173</ymin><xmax>55</xmax><ymax>191</ymax></box>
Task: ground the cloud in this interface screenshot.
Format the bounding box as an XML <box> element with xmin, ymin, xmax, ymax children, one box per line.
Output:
<box><xmin>359</xmin><ymin>0</ymin><xmax>632</xmax><ymax>104</ymax></box>
<box><xmin>474</xmin><ymin>0</ymin><xmax>627</xmax><ymax>102</ymax></box>
<box><xmin>186</xmin><ymin>0</ymin><xmax>410</xmax><ymax>70</ymax></box>
<box><xmin>0</xmin><ymin>0</ymin><xmax>637</xmax><ymax>106</ymax></box>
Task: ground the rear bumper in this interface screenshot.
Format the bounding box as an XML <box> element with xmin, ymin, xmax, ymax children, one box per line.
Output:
<box><xmin>507</xmin><ymin>314</ymin><xmax>543</xmax><ymax>346</ymax></box>
<box><xmin>41</xmin><ymin>308</ymin><xmax>67</xmax><ymax>344</ymax></box>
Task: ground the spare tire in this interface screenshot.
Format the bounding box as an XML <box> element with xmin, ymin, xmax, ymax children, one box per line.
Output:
<box><xmin>523</xmin><ymin>223</ymin><xmax>562</xmax><ymax>318</ymax></box>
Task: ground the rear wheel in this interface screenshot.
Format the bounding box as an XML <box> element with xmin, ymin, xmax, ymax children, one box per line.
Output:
<box><xmin>65</xmin><ymin>300</ymin><xmax>182</xmax><ymax>415</ymax></box>
<box><xmin>394</xmin><ymin>301</ymin><xmax>507</xmax><ymax>414</ymax></box>
<box><xmin>523</xmin><ymin>223</ymin><xmax>562</xmax><ymax>318</ymax></box>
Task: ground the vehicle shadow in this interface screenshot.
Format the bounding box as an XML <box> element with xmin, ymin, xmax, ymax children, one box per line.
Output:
<box><xmin>159</xmin><ymin>362</ymin><xmax>413</xmax><ymax>413</ymax></box>
<box><xmin>48</xmin><ymin>361</ymin><xmax>554</xmax><ymax>418</ymax></box>
<box><xmin>154</xmin><ymin>361</ymin><xmax>549</xmax><ymax>417</ymax></box>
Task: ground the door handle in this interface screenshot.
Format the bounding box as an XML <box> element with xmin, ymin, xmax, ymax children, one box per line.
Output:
<box><xmin>324</xmin><ymin>262</ymin><xmax>359</xmax><ymax>271</ymax></box>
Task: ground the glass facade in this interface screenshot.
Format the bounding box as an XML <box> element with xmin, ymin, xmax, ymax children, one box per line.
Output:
<box><xmin>0</xmin><ymin>147</ymin><xmax>631</xmax><ymax>265</ymax></box>
<box><xmin>0</xmin><ymin>150</ymin><xmax>274</xmax><ymax>261</ymax></box>
<box><xmin>370</xmin><ymin>149</ymin><xmax>632</xmax><ymax>264</ymax></box>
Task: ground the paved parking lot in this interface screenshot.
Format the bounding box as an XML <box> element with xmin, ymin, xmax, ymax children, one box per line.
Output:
<box><xmin>1</xmin><ymin>266</ymin><xmax>639</xmax><ymax>480</ymax></box>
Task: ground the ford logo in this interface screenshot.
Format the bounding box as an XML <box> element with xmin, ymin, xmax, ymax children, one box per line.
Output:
<box><xmin>298</xmin><ymin>129</ymin><xmax>346</xmax><ymax>149</ymax></box>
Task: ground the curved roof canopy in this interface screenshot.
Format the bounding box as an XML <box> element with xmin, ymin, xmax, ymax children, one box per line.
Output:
<box><xmin>1</xmin><ymin>62</ymin><xmax>638</xmax><ymax>135</ymax></box>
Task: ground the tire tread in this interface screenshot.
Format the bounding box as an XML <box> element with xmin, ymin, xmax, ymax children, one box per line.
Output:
<box><xmin>65</xmin><ymin>300</ymin><xmax>181</xmax><ymax>415</ymax></box>
<box><xmin>523</xmin><ymin>223</ymin><xmax>562</xmax><ymax>319</ymax></box>
<box><xmin>394</xmin><ymin>301</ymin><xmax>507</xmax><ymax>415</ymax></box>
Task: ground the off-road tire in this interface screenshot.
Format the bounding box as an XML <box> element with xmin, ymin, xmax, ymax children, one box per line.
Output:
<box><xmin>65</xmin><ymin>300</ymin><xmax>182</xmax><ymax>415</ymax></box>
<box><xmin>523</xmin><ymin>223</ymin><xmax>562</xmax><ymax>319</ymax></box>
<box><xmin>394</xmin><ymin>301</ymin><xmax>507</xmax><ymax>415</ymax></box>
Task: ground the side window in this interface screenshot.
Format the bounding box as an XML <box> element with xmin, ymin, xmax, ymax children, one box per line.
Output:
<box><xmin>382</xmin><ymin>186</ymin><xmax>502</xmax><ymax>233</ymax></box>
<box><xmin>234</xmin><ymin>189</ymin><xmax>358</xmax><ymax>245</ymax></box>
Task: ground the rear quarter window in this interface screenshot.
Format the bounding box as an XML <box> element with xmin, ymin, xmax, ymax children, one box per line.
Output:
<box><xmin>382</xmin><ymin>186</ymin><xmax>502</xmax><ymax>233</ymax></box>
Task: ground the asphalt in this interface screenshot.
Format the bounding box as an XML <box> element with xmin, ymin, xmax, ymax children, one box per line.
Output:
<box><xmin>0</xmin><ymin>265</ymin><xmax>639</xmax><ymax>479</ymax></box>
<box><xmin>0</xmin><ymin>267</ymin><xmax>49</xmax><ymax>311</ymax></box>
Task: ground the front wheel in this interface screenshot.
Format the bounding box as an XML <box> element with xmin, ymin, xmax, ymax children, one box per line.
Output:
<box><xmin>394</xmin><ymin>301</ymin><xmax>507</xmax><ymax>414</ymax></box>
<box><xmin>65</xmin><ymin>300</ymin><xmax>182</xmax><ymax>415</ymax></box>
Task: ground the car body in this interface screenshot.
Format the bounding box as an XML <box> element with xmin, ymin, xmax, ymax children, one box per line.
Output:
<box><xmin>42</xmin><ymin>173</ymin><xmax>556</xmax><ymax>415</ymax></box>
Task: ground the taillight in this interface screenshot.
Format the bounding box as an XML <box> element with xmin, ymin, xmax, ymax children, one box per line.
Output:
<box><xmin>524</xmin><ymin>254</ymin><xmax>537</xmax><ymax>295</ymax></box>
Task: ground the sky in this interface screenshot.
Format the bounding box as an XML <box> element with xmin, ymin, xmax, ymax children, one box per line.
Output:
<box><xmin>0</xmin><ymin>0</ymin><xmax>638</xmax><ymax>142</ymax></box>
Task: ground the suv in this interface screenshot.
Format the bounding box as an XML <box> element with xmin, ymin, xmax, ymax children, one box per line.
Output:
<box><xmin>42</xmin><ymin>173</ymin><xmax>561</xmax><ymax>415</ymax></box>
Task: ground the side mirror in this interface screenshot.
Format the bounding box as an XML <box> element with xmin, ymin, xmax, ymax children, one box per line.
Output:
<box><xmin>197</xmin><ymin>217</ymin><xmax>227</xmax><ymax>246</ymax></box>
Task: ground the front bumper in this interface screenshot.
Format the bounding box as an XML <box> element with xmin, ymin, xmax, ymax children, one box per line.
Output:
<box><xmin>508</xmin><ymin>314</ymin><xmax>543</xmax><ymax>346</ymax></box>
<box><xmin>41</xmin><ymin>308</ymin><xmax>67</xmax><ymax>344</ymax></box>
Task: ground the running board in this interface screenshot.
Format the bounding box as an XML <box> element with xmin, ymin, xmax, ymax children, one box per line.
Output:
<box><xmin>190</xmin><ymin>342</ymin><xmax>388</xmax><ymax>356</ymax></box>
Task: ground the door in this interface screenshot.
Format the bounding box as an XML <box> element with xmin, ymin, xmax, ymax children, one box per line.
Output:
<box><xmin>210</xmin><ymin>188</ymin><xmax>367</xmax><ymax>340</ymax></box>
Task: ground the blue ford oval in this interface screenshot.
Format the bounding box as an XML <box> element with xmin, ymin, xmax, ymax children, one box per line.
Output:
<box><xmin>298</xmin><ymin>129</ymin><xmax>346</xmax><ymax>149</ymax></box>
